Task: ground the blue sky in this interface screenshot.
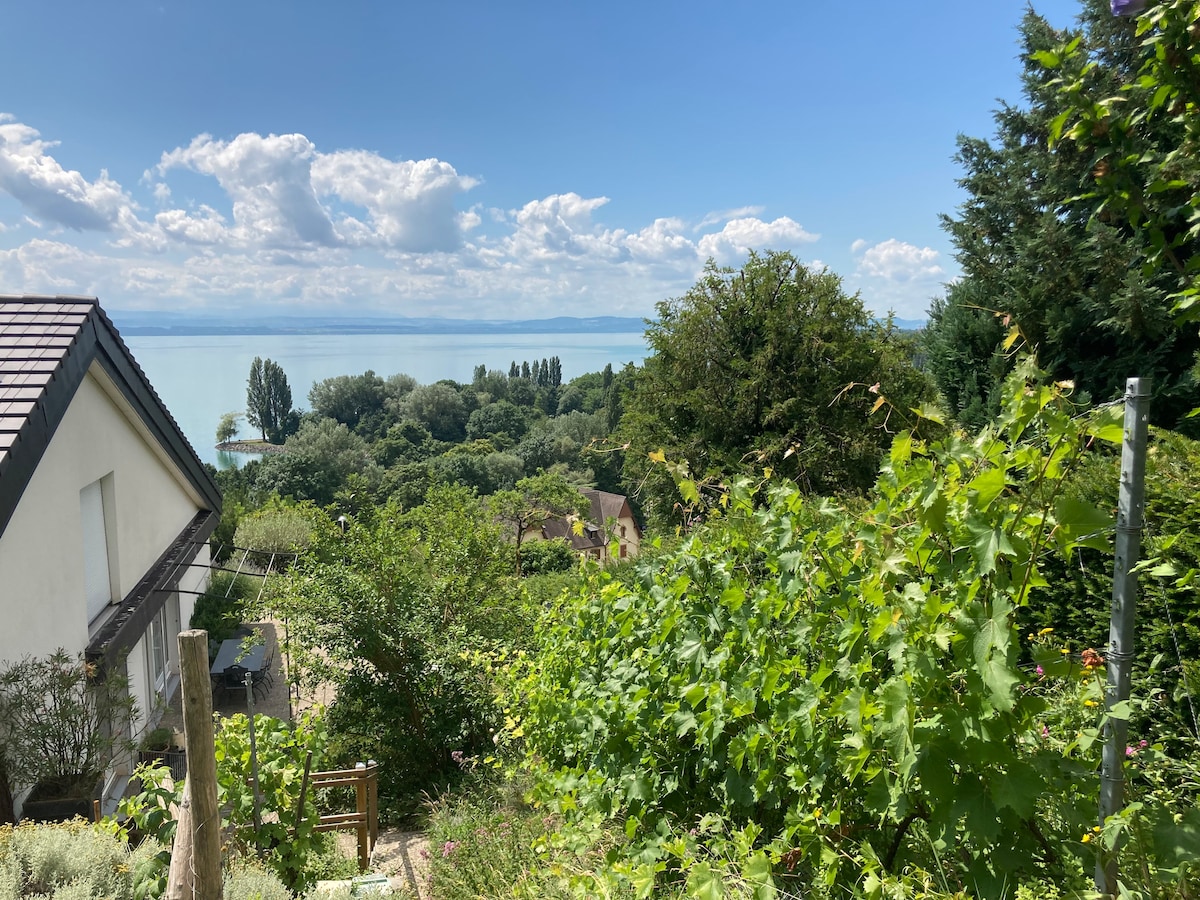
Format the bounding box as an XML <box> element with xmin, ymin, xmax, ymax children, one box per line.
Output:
<box><xmin>0</xmin><ymin>1</ymin><xmax>1082</xmax><ymax>321</ymax></box>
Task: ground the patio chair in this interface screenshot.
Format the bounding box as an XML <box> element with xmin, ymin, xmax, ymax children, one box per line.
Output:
<box><xmin>221</xmin><ymin>664</ymin><xmax>251</xmax><ymax>703</ymax></box>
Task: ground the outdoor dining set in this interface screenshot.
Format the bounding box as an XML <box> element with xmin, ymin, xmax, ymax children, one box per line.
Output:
<box><xmin>209</xmin><ymin>636</ymin><xmax>274</xmax><ymax>703</ymax></box>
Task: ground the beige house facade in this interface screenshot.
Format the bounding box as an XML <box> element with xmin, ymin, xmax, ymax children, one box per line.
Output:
<box><xmin>0</xmin><ymin>295</ymin><xmax>222</xmax><ymax>809</ymax></box>
<box><xmin>539</xmin><ymin>489</ymin><xmax>641</xmax><ymax>561</ymax></box>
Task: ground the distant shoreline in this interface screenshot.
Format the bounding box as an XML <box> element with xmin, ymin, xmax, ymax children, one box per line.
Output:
<box><xmin>216</xmin><ymin>440</ymin><xmax>286</xmax><ymax>455</ymax></box>
<box><xmin>112</xmin><ymin>314</ymin><xmax>652</xmax><ymax>337</ymax></box>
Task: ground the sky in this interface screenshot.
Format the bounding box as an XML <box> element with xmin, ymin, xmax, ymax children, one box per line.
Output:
<box><xmin>0</xmin><ymin>1</ymin><xmax>1085</xmax><ymax>322</ymax></box>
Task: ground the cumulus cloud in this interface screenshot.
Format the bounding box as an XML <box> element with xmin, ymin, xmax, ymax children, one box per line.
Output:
<box><xmin>624</xmin><ymin>218</ymin><xmax>693</xmax><ymax>261</ymax></box>
<box><xmin>0</xmin><ymin>116</ymin><xmax>855</xmax><ymax>318</ymax></box>
<box><xmin>505</xmin><ymin>193</ymin><xmax>621</xmax><ymax>261</ymax></box>
<box><xmin>0</xmin><ymin>115</ymin><xmax>138</xmax><ymax>232</ymax></box>
<box><xmin>854</xmin><ymin>238</ymin><xmax>943</xmax><ymax>282</ymax></box>
<box><xmin>697</xmin><ymin>216</ymin><xmax>818</xmax><ymax>264</ymax></box>
<box><xmin>154</xmin><ymin>205</ymin><xmax>227</xmax><ymax>245</ymax></box>
<box><xmin>159</xmin><ymin>132</ymin><xmax>338</xmax><ymax>248</ymax></box>
<box><xmin>312</xmin><ymin>150</ymin><xmax>477</xmax><ymax>252</ymax></box>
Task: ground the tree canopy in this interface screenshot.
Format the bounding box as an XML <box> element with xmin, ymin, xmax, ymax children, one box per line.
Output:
<box><xmin>926</xmin><ymin>2</ymin><xmax>1200</xmax><ymax>429</ymax></box>
<box><xmin>621</xmin><ymin>251</ymin><xmax>931</xmax><ymax>523</ymax></box>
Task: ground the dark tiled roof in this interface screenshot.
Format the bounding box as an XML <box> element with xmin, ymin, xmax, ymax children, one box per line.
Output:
<box><xmin>539</xmin><ymin>489</ymin><xmax>639</xmax><ymax>552</ymax></box>
<box><xmin>0</xmin><ymin>295</ymin><xmax>221</xmax><ymax>538</ymax></box>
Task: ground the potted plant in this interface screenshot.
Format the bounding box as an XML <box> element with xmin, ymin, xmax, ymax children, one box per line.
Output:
<box><xmin>0</xmin><ymin>649</ymin><xmax>138</xmax><ymax>821</ymax></box>
<box><xmin>137</xmin><ymin>726</ymin><xmax>187</xmax><ymax>781</ymax></box>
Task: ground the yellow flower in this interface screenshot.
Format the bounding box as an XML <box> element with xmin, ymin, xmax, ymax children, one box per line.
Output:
<box><xmin>1085</xmin><ymin>700</ymin><xmax>1099</xmax><ymax>708</ymax></box>
<box><xmin>1093</xmin><ymin>826</ymin><xmax>1102</xmax><ymax>833</ymax></box>
<box><xmin>1082</xmin><ymin>833</ymin><xmax>1093</xmax><ymax>844</ymax></box>
<box><xmin>813</xmin><ymin>808</ymin><xmax>823</xmax><ymax>819</ymax></box>
<box><xmin>1039</xmin><ymin>628</ymin><xmax>1054</xmax><ymax>635</ymax></box>
<box><xmin>1061</xmin><ymin>648</ymin><xmax>1071</xmax><ymax>655</ymax></box>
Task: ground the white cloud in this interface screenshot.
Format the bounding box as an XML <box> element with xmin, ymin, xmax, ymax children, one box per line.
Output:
<box><xmin>854</xmin><ymin>238</ymin><xmax>943</xmax><ymax>282</ymax></box>
<box><xmin>505</xmin><ymin>193</ymin><xmax>621</xmax><ymax>262</ymax></box>
<box><xmin>624</xmin><ymin>217</ymin><xmax>693</xmax><ymax>261</ymax></box>
<box><xmin>697</xmin><ymin>216</ymin><xmax>818</xmax><ymax>264</ymax></box>
<box><xmin>0</xmin><ymin>116</ymin><xmax>852</xmax><ymax>319</ymax></box>
<box><xmin>154</xmin><ymin>205</ymin><xmax>227</xmax><ymax>245</ymax></box>
<box><xmin>695</xmin><ymin>205</ymin><xmax>765</xmax><ymax>230</ymax></box>
<box><xmin>159</xmin><ymin>132</ymin><xmax>337</xmax><ymax>248</ymax></box>
<box><xmin>312</xmin><ymin>150</ymin><xmax>477</xmax><ymax>252</ymax></box>
<box><xmin>0</xmin><ymin>115</ymin><xmax>139</xmax><ymax>233</ymax></box>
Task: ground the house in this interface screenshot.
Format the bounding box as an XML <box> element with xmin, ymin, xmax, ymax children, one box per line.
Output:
<box><xmin>540</xmin><ymin>489</ymin><xmax>641</xmax><ymax>560</ymax></box>
<box><xmin>0</xmin><ymin>295</ymin><xmax>221</xmax><ymax>807</ymax></box>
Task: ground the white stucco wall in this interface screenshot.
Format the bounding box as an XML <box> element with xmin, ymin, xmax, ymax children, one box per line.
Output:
<box><xmin>0</xmin><ymin>363</ymin><xmax>206</xmax><ymax>665</ymax></box>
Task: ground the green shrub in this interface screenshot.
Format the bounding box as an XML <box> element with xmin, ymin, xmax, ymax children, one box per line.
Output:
<box><xmin>233</xmin><ymin>504</ymin><xmax>316</xmax><ymax>570</ymax></box>
<box><xmin>1024</xmin><ymin>428</ymin><xmax>1200</xmax><ymax>740</ymax></box>
<box><xmin>190</xmin><ymin>570</ymin><xmax>259</xmax><ymax>648</ymax></box>
<box><xmin>0</xmin><ymin>821</ymin><xmax>163</xmax><ymax>900</ymax></box>
<box><xmin>224</xmin><ymin>860</ymin><xmax>291</xmax><ymax>900</ymax></box>
<box><xmin>275</xmin><ymin>488</ymin><xmax>526</xmax><ymax>814</ymax></box>
<box><xmin>519</xmin><ymin>539</ymin><xmax>577</xmax><ymax>576</ymax></box>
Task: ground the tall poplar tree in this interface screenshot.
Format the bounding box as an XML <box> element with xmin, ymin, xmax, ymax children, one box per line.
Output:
<box><xmin>246</xmin><ymin>356</ymin><xmax>297</xmax><ymax>443</ymax></box>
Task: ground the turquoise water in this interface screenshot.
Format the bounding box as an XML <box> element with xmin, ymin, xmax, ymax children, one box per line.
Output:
<box><xmin>123</xmin><ymin>332</ymin><xmax>648</xmax><ymax>467</ymax></box>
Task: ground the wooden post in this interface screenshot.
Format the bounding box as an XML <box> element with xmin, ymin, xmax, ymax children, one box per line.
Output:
<box><xmin>355</xmin><ymin>761</ymin><xmax>368</xmax><ymax>871</ymax></box>
<box><xmin>165</xmin><ymin>785</ymin><xmax>194</xmax><ymax>900</ymax></box>
<box><xmin>178</xmin><ymin>629</ymin><xmax>223</xmax><ymax>899</ymax></box>
<box><xmin>366</xmin><ymin>760</ymin><xmax>378</xmax><ymax>851</ymax></box>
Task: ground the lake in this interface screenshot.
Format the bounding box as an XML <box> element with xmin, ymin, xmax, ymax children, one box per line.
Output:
<box><xmin>123</xmin><ymin>332</ymin><xmax>649</xmax><ymax>467</ymax></box>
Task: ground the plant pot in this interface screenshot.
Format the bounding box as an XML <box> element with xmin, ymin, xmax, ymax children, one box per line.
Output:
<box><xmin>137</xmin><ymin>747</ymin><xmax>187</xmax><ymax>781</ymax></box>
<box><xmin>21</xmin><ymin>775</ymin><xmax>104</xmax><ymax>823</ymax></box>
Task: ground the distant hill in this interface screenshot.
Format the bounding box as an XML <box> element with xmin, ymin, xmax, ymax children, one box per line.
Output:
<box><xmin>109</xmin><ymin>312</ymin><xmax>649</xmax><ymax>336</ymax></box>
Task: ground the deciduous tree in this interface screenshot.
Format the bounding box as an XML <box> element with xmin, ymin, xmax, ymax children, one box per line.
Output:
<box><xmin>490</xmin><ymin>472</ymin><xmax>590</xmax><ymax>575</ymax></box>
<box><xmin>622</xmin><ymin>251</ymin><xmax>931</xmax><ymax>523</ymax></box>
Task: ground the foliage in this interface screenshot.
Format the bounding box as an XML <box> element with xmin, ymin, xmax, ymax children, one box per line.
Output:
<box><xmin>467</xmin><ymin>400</ymin><xmax>530</xmax><ymax>445</ymax></box>
<box><xmin>423</xmin><ymin>775</ymin><xmax>565</xmax><ymax>900</ymax></box>
<box><xmin>190</xmin><ymin>570</ymin><xmax>259</xmax><ymax>648</ymax></box>
<box><xmin>232</xmin><ymin>502</ymin><xmax>316</xmax><ymax>570</ymax></box>
<box><xmin>253</xmin><ymin>419</ymin><xmax>377</xmax><ymax>508</ymax></box>
<box><xmin>122</xmin><ymin>711</ymin><xmax>331</xmax><ymax>893</ymax></box>
<box><xmin>1024</xmin><ymin>427</ymin><xmax>1200</xmax><ymax>741</ymax></box>
<box><xmin>216</xmin><ymin>411</ymin><xmax>242</xmax><ymax>445</ymax></box>
<box><xmin>621</xmin><ymin>251</ymin><xmax>932</xmax><ymax>525</ymax></box>
<box><xmin>0</xmin><ymin>651</ymin><xmax>138</xmax><ymax>800</ymax></box>
<box><xmin>273</xmin><ymin>488</ymin><xmax>523</xmax><ymax>808</ymax></box>
<box><xmin>490</xmin><ymin>472</ymin><xmax>591</xmax><ymax>575</ymax></box>
<box><xmin>403</xmin><ymin>382</ymin><xmax>469</xmax><ymax>442</ymax></box>
<box><xmin>519</xmin><ymin>538</ymin><xmax>578</xmax><ymax>577</ymax></box>
<box><xmin>1043</xmin><ymin>0</ymin><xmax>1200</xmax><ymax>318</ymax></box>
<box><xmin>0</xmin><ymin>820</ymin><xmax>164</xmax><ymax>900</ymax></box>
<box><xmin>246</xmin><ymin>357</ymin><xmax>298</xmax><ymax>444</ymax></box>
<box><xmin>308</xmin><ymin>370</ymin><xmax>388</xmax><ymax>439</ymax></box>
<box><xmin>516</xmin><ymin>359</ymin><xmax>1200</xmax><ymax>895</ymax></box>
<box><xmin>930</xmin><ymin>1</ymin><xmax>1200</xmax><ymax>431</ymax></box>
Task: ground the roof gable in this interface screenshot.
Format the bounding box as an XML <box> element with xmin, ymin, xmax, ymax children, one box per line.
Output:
<box><xmin>0</xmin><ymin>295</ymin><xmax>221</xmax><ymax>538</ymax></box>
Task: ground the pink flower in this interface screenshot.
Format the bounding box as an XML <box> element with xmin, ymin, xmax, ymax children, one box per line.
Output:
<box><xmin>442</xmin><ymin>841</ymin><xmax>459</xmax><ymax>858</ymax></box>
<box><xmin>1042</xmin><ymin>725</ymin><xmax>1050</xmax><ymax>739</ymax></box>
<box><xmin>1036</xmin><ymin>665</ymin><xmax>1044</xmax><ymax>677</ymax></box>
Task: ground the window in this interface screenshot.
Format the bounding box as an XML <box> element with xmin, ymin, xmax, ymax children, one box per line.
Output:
<box><xmin>147</xmin><ymin>602</ymin><xmax>169</xmax><ymax>693</ymax></box>
<box><xmin>81</xmin><ymin>478</ymin><xmax>116</xmax><ymax>623</ymax></box>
